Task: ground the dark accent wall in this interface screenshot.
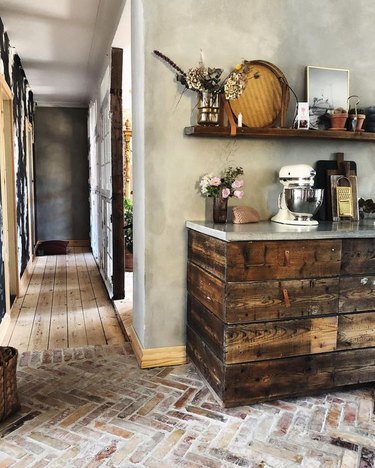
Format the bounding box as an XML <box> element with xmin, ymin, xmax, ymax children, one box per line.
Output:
<box><xmin>0</xmin><ymin>17</ymin><xmax>34</xmax><ymax>321</ymax></box>
<box><xmin>35</xmin><ymin>107</ymin><xmax>90</xmax><ymax>241</ymax></box>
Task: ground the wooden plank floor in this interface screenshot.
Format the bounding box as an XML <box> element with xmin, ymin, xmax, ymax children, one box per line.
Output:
<box><xmin>1</xmin><ymin>247</ymin><xmax>126</xmax><ymax>352</ymax></box>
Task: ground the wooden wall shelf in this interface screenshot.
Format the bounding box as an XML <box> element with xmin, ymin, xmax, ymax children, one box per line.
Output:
<box><xmin>184</xmin><ymin>126</ymin><xmax>375</xmax><ymax>142</ymax></box>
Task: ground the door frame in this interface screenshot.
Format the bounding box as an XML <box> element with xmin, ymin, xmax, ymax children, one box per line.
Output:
<box><xmin>0</xmin><ymin>74</ymin><xmax>20</xmax><ymax>312</ymax></box>
<box><xmin>25</xmin><ymin>118</ymin><xmax>36</xmax><ymax>260</ymax></box>
<box><xmin>111</xmin><ymin>47</ymin><xmax>124</xmax><ymax>299</ymax></box>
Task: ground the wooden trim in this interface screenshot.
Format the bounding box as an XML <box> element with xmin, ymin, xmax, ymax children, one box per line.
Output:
<box><xmin>128</xmin><ymin>325</ymin><xmax>187</xmax><ymax>369</ymax></box>
<box><xmin>66</xmin><ymin>240</ymin><xmax>90</xmax><ymax>247</ymax></box>
<box><xmin>184</xmin><ymin>125</ymin><xmax>375</xmax><ymax>141</ymax></box>
<box><xmin>18</xmin><ymin>256</ymin><xmax>34</xmax><ymax>296</ymax></box>
<box><xmin>0</xmin><ymin>75</ymin><xmax>20</xmax><ymax>309</ymax></box>
<box><xmin>110</xmin><ymin>47</ymin><xmax>124</xmax><ymax>300</ymax></box>
<box><xmin>37</xmin><ymin>240</ymin><xmax>90</xmax><ymax>248</ymax></box>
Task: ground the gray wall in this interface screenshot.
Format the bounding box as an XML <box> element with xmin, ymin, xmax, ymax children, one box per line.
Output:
<box><xmin>35</xmin><ymin>107</ymin><xmax>90</xmax><ymax>241</ymax></box>
<box><xmin>133</xmin><ymin>0</ymin><xmax>375</xmax><ymax>349</ymax></box>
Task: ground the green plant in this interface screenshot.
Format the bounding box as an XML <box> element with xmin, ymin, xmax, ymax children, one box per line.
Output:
<box><xmin>124</xmin><ymin>198</ymin><xmax>133</xmax><ymax>254</ymax></box>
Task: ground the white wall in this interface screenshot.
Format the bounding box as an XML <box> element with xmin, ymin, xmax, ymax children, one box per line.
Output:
<box><xmin>133</xmin><ymin>0</ymin><xmax>375</xmax><ymax>349</ymax></box>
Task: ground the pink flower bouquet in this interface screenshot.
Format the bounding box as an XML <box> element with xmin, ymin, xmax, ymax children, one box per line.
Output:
<box><xmin>199</xmin><ymin>166</ymin><xmax>244</xmax><ymax>199</ymax></box>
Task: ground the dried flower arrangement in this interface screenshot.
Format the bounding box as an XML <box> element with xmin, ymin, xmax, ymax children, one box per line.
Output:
<box><xmin>199</xmin><ymin>166</ymin><xmax>244</xmax><ymax>199</ymax></box>
<box><xmin>154</xmin><ymin>50</ymin><xmax>259</xmax><ymax>101</ymax></box>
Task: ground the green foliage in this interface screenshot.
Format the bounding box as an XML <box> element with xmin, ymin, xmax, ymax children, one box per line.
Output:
<box><xmin>124</xmin><ymin>198</ymin><xmax>133</xmax><ymax>254</ymax></box>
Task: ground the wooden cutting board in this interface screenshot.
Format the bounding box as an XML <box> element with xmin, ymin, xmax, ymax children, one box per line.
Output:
<box><xmin>229</xmin><ymin>60</ymin><xmax>290</xmax><ymax>128</ymax></box>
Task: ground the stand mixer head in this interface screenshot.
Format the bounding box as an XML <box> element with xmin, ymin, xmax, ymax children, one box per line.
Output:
<box><xmin>271</xmin><ymin>164</ymin><xmax>324</xmax><ymax>226</ymax></box>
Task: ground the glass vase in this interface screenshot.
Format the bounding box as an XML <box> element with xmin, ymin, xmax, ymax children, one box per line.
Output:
<box><xmin>213</xmin><ymin>195</ymin><xmax>228</xmax><ymax>224</ymax></box>
<box><xmin>197</xmin><ymin>91</ymin><xmax>220</xmax><ymax>126</ymax></box>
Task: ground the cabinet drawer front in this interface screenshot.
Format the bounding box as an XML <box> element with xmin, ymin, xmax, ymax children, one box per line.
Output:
<box><xmin>225</xmin><ymin>316</ymin><xmax>338</xmax><ymax>364</ymax></box>
<box><xmin>339</xmin><ymin>276</ymin><xmax>375</xmax><ymax>313</ymax></box>
<box><xmin>342</xmin><ymin>239</ymin><xmax>375</xmax><ymax>274</ymax></box>
<box><xmin>227</xmin><ymin>278</ymin><xmax>339</xmax><ymax>323</ymax></box>
<box><xmin>227</xmin><ymin>240</ymin><xmax>341</xmax><ymax>281</ymax></box>
<box><xmin>338</xmin><ymin>312</ymin><xmax>375</xmax><ymax>350</ymax></box>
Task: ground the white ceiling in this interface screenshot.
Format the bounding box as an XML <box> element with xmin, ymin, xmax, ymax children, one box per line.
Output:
<box><xmin>0</xmin><ymin>0</ymin><xmax>125</xmax><ymax>106</ymax></box>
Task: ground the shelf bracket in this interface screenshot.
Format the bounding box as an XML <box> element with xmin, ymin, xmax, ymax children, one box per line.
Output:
<box><xmin>221</xmin><ymin>95</ymin><xmax>237</xmax><ymax>137</ymax></box>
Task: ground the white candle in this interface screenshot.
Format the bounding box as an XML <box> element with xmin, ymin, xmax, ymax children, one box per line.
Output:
<box><xmin>200</xmin><ymin>49</ymin><xmax>204</xmax><ymax>66</ymax></box>
<box><xmin>237</xmin><ymin>112</ymin><xmax>243</xmax><ymax>127</ymax></box>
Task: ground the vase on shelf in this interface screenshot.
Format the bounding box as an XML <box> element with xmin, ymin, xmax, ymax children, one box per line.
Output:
<box><xmin>213</xmin><ymin>195</ymin><xmax>228</xmax><ymax>224</ymax></box>
<box><xmin>197</xmin><ymin>91</ymin><xmax>221</xmax><ymax>126</ymax></box>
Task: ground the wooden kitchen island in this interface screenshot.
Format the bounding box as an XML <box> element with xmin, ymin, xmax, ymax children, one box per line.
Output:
<box><xmin>186</xmin><ymin>220</ymin><xmax>375</xmax><ymax>407</ymax></box>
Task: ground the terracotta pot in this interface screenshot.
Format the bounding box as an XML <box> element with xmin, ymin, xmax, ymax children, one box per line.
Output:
<box><xmin>329</xmin><ymin>113</ymin><xmax>348</xmax><ymax>130</ymax></box>
<box><xmin>347</xmin><ymin>114</ymin><xmax>366</xmax><ymax>131</ymax></box>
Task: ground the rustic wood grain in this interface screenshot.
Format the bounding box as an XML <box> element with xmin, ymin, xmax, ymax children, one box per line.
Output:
<box><xmin>188</xmin><ymin>230</ymin><xmax>227</xmax><ymax>280</ymax></box>
<box><xmin>338</xmin><ymin>312</ymin><xmax>375</xmax><ymax>350</ymax></box>
<box><xmin>341</xmin><ymin>239</ymin><xmax>375</xmax><ymax>275</ymax></box>
<box><xmin>225</xmin><ymin>316</ymin><xmax>338</xmax><ymax>364</ymax></box>
<box><xmin>226</xmin><ymin>240</ymin><xmax>342</xmax><ymax>281</ymax></box>
<box><xmin>226</xmin><ymin>278</ymin><xmax>340</xmax><ymax>322</ymax></box>
<box><xmin>187</xmin><ymin>262</ymin><xmax>225</xmax><ymax>319</ymax></box>
<box><xmin>111</xmin><ymin>47</ymin><xmax>124</xmax><ymax>300</ymax></box>
<box><xmin>186</xmin><ymin>325</ymin><xmax>224</xmax><ymax>399</ymax></box>
<box><xmin>339</xmin><ymin>275</ymin><xmax>375</xmax><ymax>313</ymax></box>
<box><xmin>184</xmin><ymin>125</ymin><xmax>375</xmax><ymax>141</ymax></box>
<box><xmin>223</xmin><ymin>347</ymin><xmax>375</xmax><ymax>407</ymax></box>
<box><xmin>187</xmin><ymin>294</ymin><xmax>224</xmax><ymax>360</ymax></box>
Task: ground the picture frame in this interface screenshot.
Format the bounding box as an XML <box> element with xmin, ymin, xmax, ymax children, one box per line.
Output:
<box><xmin>307</xmin><ymin>66</ymin><xmax>350</xmax><ymax>130</ymax></box>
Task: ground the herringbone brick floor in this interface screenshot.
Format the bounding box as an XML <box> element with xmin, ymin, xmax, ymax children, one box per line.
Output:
<box><xmin>0</xmin><ymin>344</ymin><xmax>374</xmax><ymax>467</ymax></box>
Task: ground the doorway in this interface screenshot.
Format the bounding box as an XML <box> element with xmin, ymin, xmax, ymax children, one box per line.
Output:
<box><xmin>0</xmin><ymin>74</ymin><xmax>19</xmax><ymax>314</ymax></box>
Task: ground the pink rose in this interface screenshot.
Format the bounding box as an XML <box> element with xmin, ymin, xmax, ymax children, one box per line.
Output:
<box><xmin>221</xmin><ymin>188</ymin><xmax>231</xmax><ymax>198</ymax></box>
<box><xmin>210</xmin><ymin>177</ymin><xmax>221</xmax><ymax>186</ymax></box>
<box><xmin>232</xmin><ymin>179</ymin><xmax>244</xmax><ymax>189</ymax></box>
<box><xmin>234</xmin><ymin>190</ymin><xmax>244</xmax><ymax>199</ymax></box>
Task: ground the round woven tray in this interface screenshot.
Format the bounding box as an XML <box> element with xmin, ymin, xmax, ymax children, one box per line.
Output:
<box><xmin>230</xmin><ymin>60</ymin><xmax>290</xmax><ymax>128</ymax></box>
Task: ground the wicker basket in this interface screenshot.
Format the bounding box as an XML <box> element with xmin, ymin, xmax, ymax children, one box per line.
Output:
<box><xmin>0</xmin><ymin>346</ymin><xmax>20</xmax><ymax>422</ymax></box>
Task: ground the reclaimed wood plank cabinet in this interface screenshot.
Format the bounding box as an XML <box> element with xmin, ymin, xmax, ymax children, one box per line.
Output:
<box><xmin>186</xmin><ymin>222</ymin><xmax>375</xmax><ymax>407</ymax></box>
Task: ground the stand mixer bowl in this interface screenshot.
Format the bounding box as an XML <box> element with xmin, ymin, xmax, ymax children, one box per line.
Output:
<box><xmin>284</xmin><ymin>187</ymin><xmax>324</xmax><ymax>221</ymax></box>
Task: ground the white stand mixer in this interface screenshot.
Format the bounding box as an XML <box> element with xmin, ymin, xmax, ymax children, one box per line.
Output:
<box><xmin>271</xmin><ymin>164</ymin><xmax>323</xmax><ymax>226</ymax></box>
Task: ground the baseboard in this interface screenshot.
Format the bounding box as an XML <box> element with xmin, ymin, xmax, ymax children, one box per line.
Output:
<box><xmin>67</xmin><ymin>240</ymin><xmax>90</xmax><ymax>247</ymax></box>
<box><xmin>36</xmin><ymin>239</ymin><xmax>90</xmax><ymax>248</ymax></box>
<box><xmin>129</xmin><ymin>325</ymin><xmax>187</xmax><ymax>369</ymax></box>
<box><xmin>0</xmin><ymin>312</ymin><xmax>11</xmax><ymax>344</ymax></box>
<box><xmin>0</xmin><ymin>296</ymin><xmax>20</xmax><ymax>344</ymax></box>
<box><xmin>19</xmin><ymin>256</ymin><xmax>34</xmax><ymax>296</ymax></box>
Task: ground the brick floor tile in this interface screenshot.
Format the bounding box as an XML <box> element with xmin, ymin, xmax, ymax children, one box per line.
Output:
<box><xmin>1</xmin><ymin>344</ymin><xmax>373</xmax><ymax>467</ymax></box>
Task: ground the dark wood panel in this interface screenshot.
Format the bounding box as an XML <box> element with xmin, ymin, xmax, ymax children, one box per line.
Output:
<box><xmin>225</xmin><ymin>316</ymin><xmax>337</xmax><ymax>364</ymax></box>
<box><xmin>188</xmin><ymin>230</ymin><xmax>226</xmax><ymax>280</ymax></box>
<box><xmin>226</xmin><ymin>240</ymin><xmax>342</xmax><ymax>281</ymax></box>
<box><xmin>341</xmin><ymin>239</ymin><xmax>375</xmax><ymax>275</ymax></box>
<box><xmin>224</xmin><ymin>348</ymin><xmax>375</xmax><ymax>407</ymax></box>
<box><xmin>226</xmin><ymin>278</ymin><xmax>339</xmax><ymax>323</ymax></box>
<box><xmin>187</xmin><ymin>295</ymin><xmax>224</xmax><ymax>360</ymax></box>
<box><xmin>184</xmin><ymin>125</ymin><xmax>375</xmax><ymax>142</ymax></box>
<box><xmin>338</xmin><ymin>312</ymin><xmax>375</xmax><ymax>350</ymax></box>
<box><xmin>186</xmin><ymin>325</ymin><xmax>224</xmax><ymax>399</ymax></box>
<box><xmin>111</xmin><ymin>47</ymin><xmax>124</xmax><ymax>299</ymax></box>
<box><xmin>187</xmin><ymin>261</ymin><xmax>225</xmax><ymax>320</ymax></box>
<box><xmin>339</xmin><ymin>275</ymin><xmax>375</xmax><ymax>313</ymax></box>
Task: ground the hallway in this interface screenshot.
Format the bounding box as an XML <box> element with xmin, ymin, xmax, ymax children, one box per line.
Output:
<box><xmin>1</xmin><ymin>248</ymin><xmax>126</xmax><ymax>352</ymax></box>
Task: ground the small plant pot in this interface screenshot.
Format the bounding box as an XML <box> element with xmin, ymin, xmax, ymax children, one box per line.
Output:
<box><xmin>347</xmin><ymin>114</ymin><xmax>366</xmax><ymax>131</ymax></box>
<box><xmin>329</xmin><ymin>113</ymin><xmax>348</xmax><ymax>130</ymax></box>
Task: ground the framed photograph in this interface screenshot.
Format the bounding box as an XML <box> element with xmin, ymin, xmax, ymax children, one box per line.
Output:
<box><xmin>307</xmin><ymin>66</ymin><xmax>350</xmax><ymax>130</ymax></box>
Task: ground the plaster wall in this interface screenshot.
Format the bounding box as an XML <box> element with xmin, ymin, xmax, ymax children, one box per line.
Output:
<box><xmin>34</xmin><ymin>107</ymin><xmax>90</xmax><ymax>241</ymax></box>
<box><xmin>134</xmin><ymin>0</ymin><xmax>375</xmax><ymax>348</ymax></box>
